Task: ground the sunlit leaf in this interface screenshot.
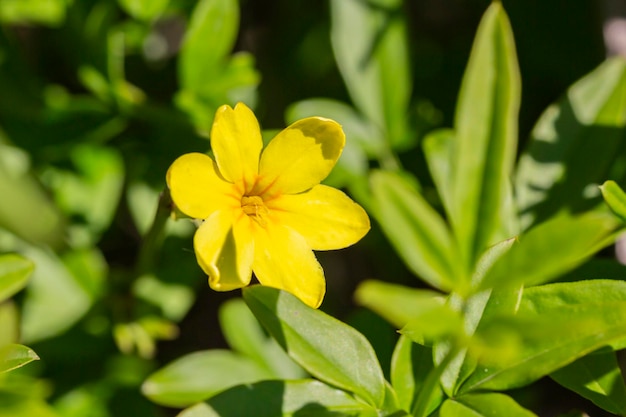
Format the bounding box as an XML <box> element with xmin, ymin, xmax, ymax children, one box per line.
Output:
<box><xmin>354</xmin><ymin>280</ymin><xmax>444</xmax><ymax>329</ymax></box>
<box><xmin>477</xmin><ymin>212</ymin><xmax>619</xmax><ymax>290</ymax></box>
<box><xmin>0</xmin><ymin>0</ymin><xmax>66</xmax><ymax>26</ymax></box>
<box><xmin>461</xmin><ymin>281</ymin><xmax>626</xmax><ymax>393</ymax></box>
<box><xmin>391</xmin><ymin>335</ymin><xmax>442</xmax><ymax>414</ymax></box>
<box><xmin>0</xmin><ymin>142</ymin><xmax>65</xmax><ymax>248</ymax></box>
<box><xmin>422</xmin><ymin>128</ymin><xmax>454</xmax><ymax>215</ymax></box>
<box><xmin>551</xmin><ymin>350</ymin><xmax>626</xmax><ymax>415</ymax></box>
<box><xmin>243</xmin><ymin>286</ymin><xmax>386</xmax><ymax>408</ymax></box>
<box><xmin>0</xmin><ymin>253</ymin><xmax>34</xmax><ymax>302</ymax></box>
<box><xmin>330</xmin><ymin>0</ymin><xmax>411</xmax><ymax>147</ymax></box>
<box><xmin>218</xmin><ymin>298</ymin><xmax>305</xmax><ymax>379</ymax></box>
<box><xmin>179</xmin><ymin>0</ymin><xmax>239</xmax><ymax>89</ymax></box>
<box><xmin>177</xmin><ymin>380</ymin><xmax>378</xmax><ymax>417</ymax></box>
<box><xmin>449</xmin><ymin>2</ymin><xmax>520</xmax><ymax>269</ymax></box>
<box><xmin>600</xmin><ymin>180</ymin><xmax>626</xmax><ymax>222</ymax></box>
<box><xmin>118</xmin><ymin>0</ymin><xmax>169</xmax><ymax>21</ymax></box>
<box><xmin>0</xmin><ymin>344</ymin><xmax>39</xmax><ymax>373</ymax></box>
<box><xmin>20</xmin><ymin>247</ymin><xmax>94</xmax><ymax>343</ymax></box>
<box><xmin>371</xmin><ymin>170</ymin><xmax>462</xmax><ymax>292</ymax></box>
<box><xmin>399</xmin><ymin>302</ymin><xmax>464</xmax><ymax>346</ymax></box>
<box><xmin>440</xmin><ymin>393</ymin><xmax>537</xmax><ymax>417</ymax></box>
<box><xmin>142</xmin><ymin>350</ymin><xmax>274</xmax><ymax>407</ymax></box>
<box><xmin>516</xmin><ymin>58</ymin><xmax>626</xmax><ymax>229</ymax></box>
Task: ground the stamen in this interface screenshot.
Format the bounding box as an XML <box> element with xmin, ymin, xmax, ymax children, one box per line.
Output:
<box><xmin>241</xmin><ymin>195</ymin><xmax>269</xmax><ymax>226</ymax></box>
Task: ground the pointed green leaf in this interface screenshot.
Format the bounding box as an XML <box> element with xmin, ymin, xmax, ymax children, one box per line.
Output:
<box><xmin>179</xmin><ymin>0</ymin><xmax>239</xmax><ymax>89</ymax></box>
<box><xmin>551</xmin><ymin>350</ymin><xmax>626</xmax><ymax>415</ymax></box>
<box><xmin>330</xmin><ymin>0</ymin><xmax>411</xmax><ymax>146</ymax></box>
<box><xmin>0</xmin><ymin>142</ymin><xmax>65</xmax><ymax>247</ymax></box>
<box><xmin>450</xmin><ymin>2</ymin><xmax>521</xmax><ymax>268</ymax></box>
<box><xmin>354</xmin><ymin>280</ymin><xmax>445</xmax><ymax>329</ymax></box>
<box><xmin>471</xmin><ymin>237</ymin><xmax>517</xmax><ymax>288</ymax></box>
<box><xmin>21</xmin><ymin>247</ymin><xmax>97</xmax><ymax>343</ymax></box>
<box><xmin>600</xmin><ymin>180</ymin><xmax>626</xmax><ymax>222</ymax></box>
<box><xmin>0</xmin><ymin>344</ymin><xmax>39</xmax><ymax>373</ymax></box>
<box><xmin>218</xmin><ymin>298</ymin><xmax>305</xmax><ymax>379</ymax></box>
<box><xmin>243</xmin><ymin>286</ymin><xmax>386</xmax><ymax>408</ymax></box>
<box><xmin>478</xmin><ymin>212</ymin><xmax>619</xmax><ymax>290</ymax></box>
<box><xmin>422</xmin><ymin>128</ymin><xmax>454</xmax><ymax>215</ymax></box>
<box><xmin>391</xmin><ymin>336</ymin><xmax>442</xmax><ymax>414</ymax></box>
<box><xmin>371</xmin><ymin>170</ymin><xmax>462</xmax><ymax>292</ymax></box>
<box><xmin>516</xmin><ymin>280</ymin><xmax>626</xmax><ymax>351</ymax></box>
<box><xmin>399</xmin><ymin>302</ymin><xmax>464</xmax><ymax>346</ymax></box>
<box><xmin>436</xmin><ymin>290</ymin><xmax>493</xmax><ymax>396</ymax></box>
<box><xmin>142</xmin><ymin>350</ymin><xmax>274</xmax><ymax>407</ymax></box>
<box><xmin>118</xmin><ymin>0</ymin><xmax>169</xmax><ymax>21</ymax></box>
<box><xmin>440</xmin><ymin>393</ymin><xmax>537</xmax><ymax>417</ymax></box>
<box><xmin>516</xmin><ymin>58</ymin><xmax>626</xmax><ymax>229</ymax></box>
<box><xmin>177</xmin><ymin>380</ymin><xmax>378</xmax><ymax>417</ymax></box>
<box><xmin>461</xmin><ymin>281</ymin><xmax>626</xmax><ymax>392</ymax></box>
<box><xmin>0</xmin><ymin>254</ymin><xmax>34</xmax><ymax>303</ymax></box>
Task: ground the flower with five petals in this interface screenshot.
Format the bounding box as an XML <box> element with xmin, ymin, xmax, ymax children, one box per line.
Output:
<box><xmin>166</xmin><ymin>103</ymin><xmax>370</xmax><ymax>308</ymax></box>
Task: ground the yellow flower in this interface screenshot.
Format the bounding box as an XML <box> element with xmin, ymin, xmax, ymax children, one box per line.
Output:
<box><xmin>166</xmin><ymin>103</ymin><xmax>370</xmax><ymax>308</ymax></box>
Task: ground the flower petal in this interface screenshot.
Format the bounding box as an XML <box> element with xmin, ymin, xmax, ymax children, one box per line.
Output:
<box><xmin>194</xmin><ymin>210</ymin><xmax>254</xmax><ymax>291</ymax></box>
<box><xmin>268</xmin><ymin>185</ymin><xmax>370</xmax><ymax>251</ymax></box>
<box><xmin>252</xmin><ymin>223</ymin><xmax>325</xmax><ymax>308</ymax></box>
<box><xmin>167</xmin><ymin>152</ymin><xmax>239</xmax><ymax>219</ymax></box>
<box><xmin>211</xmin><ymin>103</ymin><xmax>263</xmax><ymax>190</ymax></box>
<box><xmin>255</xmin><ymin>117</ymin><xmax>345</xmax><ymax>196</ymax></box>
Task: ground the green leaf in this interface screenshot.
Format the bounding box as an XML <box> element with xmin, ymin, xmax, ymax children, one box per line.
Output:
<box><xmin>399</xmin><ymin>302</ymin><xmax>464</xmax><ymax>346</ymax></box>
<box><xmin>0</xmin><ymin>302</ymin><xmax>18</xmax><ymax>347</ymax></box>
<box><xmin>142</xmin><ymin>350</ymin><xmax>274</xmax><ymax>407</ymax></box>
<box><xmin>20</xmin><ymin>247</ymin><xmax>98</xmax><ymax>343</ymax></box>
<box><xmin>354</xmin><ymin>280</ymin><xmax>445</xmax><ymax>329</ymax></box>
<box><xmin>551</xmin><ymin>350</ymin><xmax>626</xmax><ymax>415</ymax></box>
<box><xmin>118</xmin><ymin>0</ymin><xmax>169</xmax><ymax>21</ymax></box>
<box><xmin>243</xmin><ymin>286</ymin><xmax>386</xmax><ymax>408</ymax></box>
<box><xmin>391</xmin><ymin>336</ymin><xmax>442</xmax><ymax>414</ymax></box>
<box><xmin>516</xmin><ymin>58</ymin><xmax>626</xmax><ymax>230</ymax></box>
<box><xmin>435</xmin><ymin>290</ymin><xmax>493</xmax><ymax>397</ymax></box>
<box><xmin>515</xmin><ymin>280</ymin><xmax>626</xmax><ymax>351</ymax></box>
<box><xmin>449</xmin><ymin>2</ymin><xmax>521</xmax><ymax>269</ymax></box>
<box><xmin>176</xmin><ymin>53</ymin><xmax>260</xmax><ymax>133</ymax></box>
<box><xmin>477</xmin><ymin>212</ymin><xmax>619</xmax><ymax>290</ymax></box>
<box><xmin>218</xmin><ymin>298</ymin><xmax>305</xmax><ymax>379</ymax></box>
<box><xmin>0</xmin><ymin>0</ymin><xmax>66</xmax><ymax>26</ymax></box>
<box><xmin>177</xmin><ymin>380</ymin><xmax>378</xmax><ymax>417</ymax></box>
<box><xmin>440</xmin><ymin>393</ymin><xmax>537</xmax><ymax>417</ymax></box>
<box><xmin>422</xmin><ymin>128</ymin><xmax>454</xmax><ymax>215</ymax></box>
<box><xmin>370</xmin><ymin>170</ymin><xmax>462</xmax><ymax>292</ymax></box>
<box><xmin>0</xmin><ymin>142</ymin><xmax>65</xmax><ymax>248</ymax></box>
<box><xmin>470</xmin><ymin>237</ymin><xmax>517</xmax><ymax>288</ymax></box>
<box><xmin>179</xmin><ymin>0</ymin><xmax>239</xmax><ymax>90</ymax></box>
<box><xmin>600</xmin><ymin>180</ymin><xmax>626</xmax><ymax>222</ymax></box>
<box><xmin>330</xmin><ymin>0</ymin><xmax>411</xmax><ymax>147</ymax></box>
<box><xmin>461</xmin><ymin>281</ymin><xmax>626</xmax><ymax>392</ymax></box>
<box><xmin>0</xmin><ymin>344</ymin><xmax>39</xmax><ymax>373</ymax></box>
<box><xmin>43</xmin><ymin>144</ymin><xmax>124</xmax><ymax>247</ymax></box>
<box><xmin>0</xmin><ymin>254</ymin><xmax>34</xmax><ymax>303</ymax></box>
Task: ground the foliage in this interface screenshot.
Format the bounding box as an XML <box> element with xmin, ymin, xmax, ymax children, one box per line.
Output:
<box><xmin>0</xmin><ymin>0</ymin><xmax>625</xmax><ymax>416</ymax></box>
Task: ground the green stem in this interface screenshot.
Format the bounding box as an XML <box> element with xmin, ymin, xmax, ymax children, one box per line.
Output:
<box><xmin>135</xmin><ymin>188</ymin><xmax>172</xmax><ymax>275</ymax></box>
<box><xmin>411</xmin><ymin>345</ymin><xmax>460</xmax><ymax>417</ymax></box>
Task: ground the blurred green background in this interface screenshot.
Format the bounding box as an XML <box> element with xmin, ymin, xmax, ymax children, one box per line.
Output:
<box><xmin>0</xmin><ymin>0</ymin><xmax>619</xmax><ymax>416</ymax></box>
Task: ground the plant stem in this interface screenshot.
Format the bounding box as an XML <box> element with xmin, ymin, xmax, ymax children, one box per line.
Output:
<box><xmin>135</xmin><ymin>188</ymin><xmax>172</xmax><ymax>275</ymax></box>
<box><xmin>411</xmin><ymin>345</ymin><xmax>460</xmax><ymax>417</ymax></box>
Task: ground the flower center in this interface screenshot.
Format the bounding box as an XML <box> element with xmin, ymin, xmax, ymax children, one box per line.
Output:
<box><xmin>241</xmin><ymin>195</ymin><xmax>269</xmax><ymax>226</ymax></box>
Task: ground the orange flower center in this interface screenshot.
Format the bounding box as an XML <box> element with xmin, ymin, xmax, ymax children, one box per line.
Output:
<box><xmin>241</xmin><ymin>195</ymin><xmax>269</xmax><ymax>226</ymax></box>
